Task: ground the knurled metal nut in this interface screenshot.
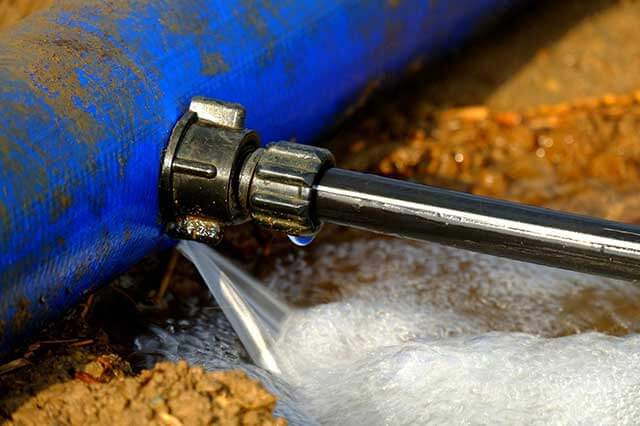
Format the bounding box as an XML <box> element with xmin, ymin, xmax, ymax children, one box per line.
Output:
<box><xmin>250</xmin><ymin>142</ymin><xmax>335</xmax><ymax>235</ymax></box>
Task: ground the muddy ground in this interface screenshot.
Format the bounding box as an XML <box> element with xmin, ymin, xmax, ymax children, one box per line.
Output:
<box><xmin>3</xmin><ymin>0</ymin><xmax>640</xmax><ymax>424</ymax></box>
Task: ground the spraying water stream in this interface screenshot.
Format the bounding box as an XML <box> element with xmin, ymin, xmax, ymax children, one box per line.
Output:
<box><xmin>177</xmin><ymin>241</ymin><xmax>291</xmax><ymax>373</ymax></box>
<box><xmin>139</xmin><ymin>238</ymin><xmax>640</xmax><ymax>425</ymax></box>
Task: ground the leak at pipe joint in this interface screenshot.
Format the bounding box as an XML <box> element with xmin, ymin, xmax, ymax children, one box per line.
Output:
<box><xmin>159</xmin><ymin>98</ymin><xmax>640</xmax><ymax>424</ymax></box>
<box><xmin>178</xmin><ymin>241</ymin><xmax>289</xmax><ymax>374</ymax></box>
<box><xmin>158</xmin><ymin>98</ymin><xmax>640</xmax><ymax>424</ymax></box>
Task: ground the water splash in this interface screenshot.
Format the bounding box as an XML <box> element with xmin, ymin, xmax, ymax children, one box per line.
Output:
<box><xmin>139</xmin><ymin>238</ymin><xmax>640</xmax><ymax>425</ymax></box>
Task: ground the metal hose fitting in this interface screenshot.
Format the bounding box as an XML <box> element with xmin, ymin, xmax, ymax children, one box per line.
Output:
<box><xmin>240</xmin><ymin>142</ymin><xmax>334</xmax><ymax>236</ymax></box>
<box><xmin>160</xmin><ymin>97</ymin><xmax>333</xmax><ymax>244</ymax></box>
<box><xmin>161</xmin><ymin>97</ymin><xmax>640</xmax><ymax>282</ymax></box>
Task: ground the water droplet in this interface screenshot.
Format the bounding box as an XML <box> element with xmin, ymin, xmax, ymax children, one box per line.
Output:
<box><xmin>288</xmin><ymin>234</ymin><xmax>315</xmax><ymax>246</ymax></box>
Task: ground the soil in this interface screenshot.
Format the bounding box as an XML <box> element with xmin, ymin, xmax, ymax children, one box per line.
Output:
<box><xmin>7</xmin><ymin>361</ymin><xmax>285</xmax><ymax>426</ymax></box>
<box><xmin>3</xmin><ymin>0</ymin><xmax>640</xmax><ymax>425</ymax></box>
<box><xmin>0</xmin><ymin>256</ymin><xmax>285</xmax><ymax>425</ymax></box>
<box><xmin>332</xmin><ymin>93</ymin><xmax>640</xmax><ymax>222</ymax></box>
<box><xmin>0</xmin><ymin>0</ymin><xmax>51</xmax><ymax>30</ymax></box>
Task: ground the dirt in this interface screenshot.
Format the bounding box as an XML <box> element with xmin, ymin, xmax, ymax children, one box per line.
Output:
<box><xmin>3</xmin><ymin>0</ymin><xmax>640</xmax><ymax>425</ymax></box>
<box><xmin>0</xmin><ymin>0</ymin><xmax>51</xmax><ymax>30</ymax></box>
<box><xmin>2</xmin><ymin>349</ymin><xmax>131</xmax><ymax>414</ymax></box>
<box><xmin>6</xmin><ymin>361</ymin><xmax>285</xmax><ymax>426</ymax></box>
<box><xmin>396</xmin><ymin>0</ymin><xmax>640</xmax><ymax>110</ymax></box>
<box><xmin>0</xmin><ymin>256</ymin><xmax>286</xmax><ymax>425</ymax></box>
<box><xmin>331</xmin><ymin>93</ymin><xmax>640</xmax><ymax>223</ymax></box>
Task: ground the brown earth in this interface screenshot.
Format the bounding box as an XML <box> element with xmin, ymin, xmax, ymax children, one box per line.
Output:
<box><xmin>0</xmin><ymin>0</ymin><xmax>51</xmax><ymax>30</ymax></box>
<box><xmin>332</xmin><ymin>93</ymin><xmax>640</xmax><ymax>223</ymax></box>
<box><xmin>0</xmin><ymin>256</ymin><xmax>286</xmax><ymax>425</ymax></box>
<box><xmin>7</xmin><ymin>361</ymin><xmax>285</xmax><ymax>426</ymax></box>
<box><xmin>3</xmin><ymin>0</ymin><xmax>640</xmax><ymax>425</ymax></box>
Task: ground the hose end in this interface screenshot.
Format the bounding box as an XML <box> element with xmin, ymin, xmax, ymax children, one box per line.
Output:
<box><xmin>160</xmin><ymin>98</ymin><xmax>334</xmax><ymax>244</ymax></box>
<box><xmin>160</xmin><ymin>98</ymin><xmax>259</xmax><ymax>244</ymax></box>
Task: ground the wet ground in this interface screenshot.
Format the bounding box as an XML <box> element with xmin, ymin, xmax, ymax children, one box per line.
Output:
<box><xmin>3</xmin><ymin>0</ymin><xmax>640</xmax><ymax>424</ymax></box>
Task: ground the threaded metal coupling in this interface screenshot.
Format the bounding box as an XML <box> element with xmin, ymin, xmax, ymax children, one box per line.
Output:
<box><xmin>240</xmin><ymin>142</ymin><xmax>335</xmax><ymax>236</ymax></box>
<box><xmin>161</xmin><ymin>97</ymin><xmax>335</xmax><ymax>244</ymax></box>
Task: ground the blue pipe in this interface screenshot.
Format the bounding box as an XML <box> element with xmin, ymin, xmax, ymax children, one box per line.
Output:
<box><xmin>0</xmin><ymin>0</ymin><xmax>517</xmax><ymax>353</ymax></box>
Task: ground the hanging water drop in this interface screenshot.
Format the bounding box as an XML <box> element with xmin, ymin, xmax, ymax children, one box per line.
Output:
<box><xmin>288</xmin><ymin>234</ymin><xmax>315</xmax><ymax>246</ymax></box>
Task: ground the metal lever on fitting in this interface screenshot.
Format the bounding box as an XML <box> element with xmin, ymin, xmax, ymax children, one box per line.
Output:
<box><xmin>161</xmin><ymin>98</ymin><xmax>640</xmax><ymax>282</ymax></box>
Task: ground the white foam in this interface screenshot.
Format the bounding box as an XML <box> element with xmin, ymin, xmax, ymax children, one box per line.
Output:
<box><xmin>137</xmin><ymin>238</ymin><xmax>640</xmax><ymax>425</ymax></box>
<box><xmin>275</xmin><ymin>311</ymin><xmax>640</xmax><ymax>425</ymax></box>
<box><xmin>266</xmin><ymin>239</ymin><xmax>640</xmax><ymax>336</ymax></box>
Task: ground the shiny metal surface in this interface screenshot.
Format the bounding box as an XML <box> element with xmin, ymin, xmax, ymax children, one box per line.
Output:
<box><xmin>188</xmin><ymin>97</ymin><xmax>246</xmax><ymax>130</ymax></box>
<box><xmin>314</xmin><ymin>168</ymin><xmax>640</xmax><ymax>282</ymax></box>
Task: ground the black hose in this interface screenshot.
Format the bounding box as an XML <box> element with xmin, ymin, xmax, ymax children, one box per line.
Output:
<box><xmin>314</xmin><ymin>168</ymin><xmax>640</xmax><ymax>282</ymax></box>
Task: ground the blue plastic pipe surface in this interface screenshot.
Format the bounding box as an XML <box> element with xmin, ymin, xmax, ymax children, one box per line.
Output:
<box><xmin>0</xmin><ymin>0</ymin><xmax>517</xmax><ymax>353</ymax></box>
